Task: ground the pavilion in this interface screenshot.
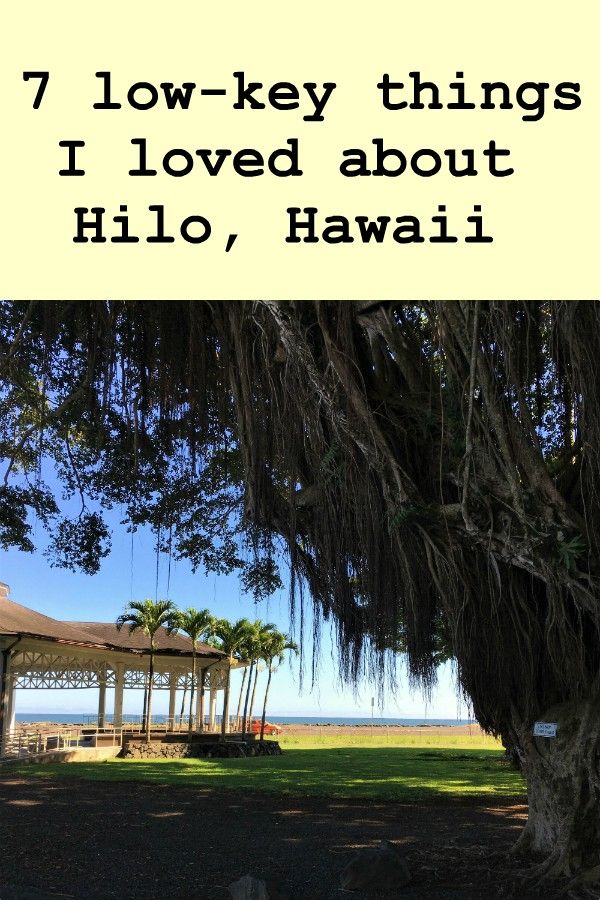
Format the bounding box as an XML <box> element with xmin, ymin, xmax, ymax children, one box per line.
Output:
<box><xmin>0</xmin><ymin>583</ymin><xmax>232</xmax><ymax>753</ymax></box>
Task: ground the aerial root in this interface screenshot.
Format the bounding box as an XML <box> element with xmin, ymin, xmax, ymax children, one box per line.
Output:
<box><xmin>560</xmin><ymin>864</ymin><xmax>600</xmax><ymax>897</ymax></box>
<box><xmin>511</xmin><ymin>836</ymin><xmax>600</xmax><ymax>897</ymax></box>
<box><xmin>518</xmin><ymin>848</ymin><xmax>568</xmax><ymax>887</ymax></box>
<box><xmin>507</xmin><ymin>828</ymin><xmax>532</xmax><ymax>859</ymax></box>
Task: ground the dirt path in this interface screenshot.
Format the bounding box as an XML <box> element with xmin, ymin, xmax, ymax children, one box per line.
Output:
<box><xmin>0</xmin><ymin>774</ymin><xmax>534</xmax><ymax>899</ymax></box>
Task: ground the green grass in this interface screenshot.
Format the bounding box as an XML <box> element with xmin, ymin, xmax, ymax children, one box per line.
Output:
<box><xmin>278</xmin><ymin>730</ymin><xmax>501</xmax><ymax>751</ymax></box>
<box><xmin>10</xmin><ymin>731</ymin><xmax>525</xmax><ymax>802</ymax></box>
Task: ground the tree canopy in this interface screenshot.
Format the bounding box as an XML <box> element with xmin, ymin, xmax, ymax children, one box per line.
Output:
<box><xmin>2</xmin><ymin>299</ymin><xmax>600</xmax><ymax>876</ymax></box>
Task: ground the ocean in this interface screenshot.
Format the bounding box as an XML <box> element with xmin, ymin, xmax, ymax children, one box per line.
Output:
<box><xmin>15</xmin><ymin>712</ymin><xmax>474</xmax><ymax>727</ymax></box>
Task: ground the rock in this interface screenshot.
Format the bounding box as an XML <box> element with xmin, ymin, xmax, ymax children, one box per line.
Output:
<box><xmin>255</xmin><ymin>740</ymin><xmax>283</xmax><ymax>756</ymax></box>
<box><xmin>121</xmin><ymin>738</ymin><xmax>282</xmax><ymax>760</ymax></box>
<box><xmin>227</xmin><ymin>874</ymin><xmax>292</xmax><ymax>899</ymax></box>
<box><xmin>121</xmin><ymin>741</ymin><xmax>192</xmax><ymax>760</ymax></box>
<box><xmin>340</xmin><ymin>840</ymin><xmax>411</xmax><ymax>892</ymax></box>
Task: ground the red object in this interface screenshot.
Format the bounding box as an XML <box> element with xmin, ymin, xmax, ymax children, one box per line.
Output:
<box><xmin>249</xmin><ymin>718</ymin><xmax>282</xmax><ymax>735</ymax></box>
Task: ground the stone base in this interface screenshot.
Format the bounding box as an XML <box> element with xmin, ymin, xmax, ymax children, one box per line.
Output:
<box><xmin>121</xmin><ymin>739</ymin><xmax>282</xmax><ymax>760</ymax></box>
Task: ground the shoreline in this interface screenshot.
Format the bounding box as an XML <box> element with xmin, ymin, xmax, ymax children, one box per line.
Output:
<box><xmin>15</xmin><ymin>720</ymin><xmax>485</xmax><ymax>738</ymax></box>
<box><xmin>15</xmin><ymin>717</ymin><xmax>477</xmax><ymax>727</ymax></box>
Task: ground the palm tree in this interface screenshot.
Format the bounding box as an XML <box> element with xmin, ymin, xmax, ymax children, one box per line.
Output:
<box><xmin>213</xmin><ymin>618</ymin><xmax>252</xmax><ymax>741</ymax></box>
<box><xmin>259</xmin><ymin>632</ymin><xmax>298</xmax><ymax>740</ymax></box>
<box><xmin>235</xmin><ymin>663</ymin><xmax>249</xmax><ymax>730</ymax></box>
<box><xmin>116</xmin><ymin>599</ymin><xmax>177</xmax><ymax>740</ymax></box>
<box><xmin>248</xmin><ymin>658</ymin><xmax>261</xmax><ymax>725</ymax></box>
<box><xmin>179</xmin><ymin>684</ymin><xmax>187</xmax><ymax>729</ymax></box>
<box><xmin>172</xmin><ymin>608</ymin><xmax>216</xmax><ymax>734</ymax></box>
<box><xmin>198</xmin><ymin>637</ymin><xmax>223</xmax><ymax>733</ymax></box>
<box><xmin>241</xmin><ymin>620</ymin><xmax>276</xmax><ymax>738</ymax></box>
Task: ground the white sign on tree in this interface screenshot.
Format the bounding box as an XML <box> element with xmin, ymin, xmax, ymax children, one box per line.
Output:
<box><xmin>533</xmin><ymin>722</ymin><xmax>558</xmax><ymax>738</ymax></box>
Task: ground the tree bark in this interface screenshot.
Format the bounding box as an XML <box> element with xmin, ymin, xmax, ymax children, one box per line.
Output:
<box><xmin>513</xmin><ymin>701</ymin><xmax>600</xmax><ymax>882</ymax></box>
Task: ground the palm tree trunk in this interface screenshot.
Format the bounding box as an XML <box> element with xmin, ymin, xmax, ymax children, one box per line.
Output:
<box><xmin>249</xmin><ymin>664</ymin><xmax>260</xmax><ymax>721</ymax></box>
<box><xmin>142</xmin><ymin>676</ymin><xmax>148</xmax><ymax>732</ymax></box>
<box><xmin>199</xmin><ymin>668</ymin><xmax>206</xmax><ymax>732</ymax></box>
<box><xmin>179</xmin><ymin>684</ymin><xmax>187</xmax><ymax>728</ymax></box>
<box><xmin>236</xmin><ymin>667</ymin><xmax>248</xmax><ymax>730</ymax></box>
<box><xmin>220</xmin><ymin>658</ymin><xmax>232</xmax><ymax>742</ymax></box>
<box><xmin>260</xmin><ymin>663</ymin><xmax>274</xmax><ymax>740</ymax></box>
<box><xmin>241</xmin><ymin>659</ymin><xmax>255</xmax><ymax>738</ymax></box>
<box><xmin>188</xmin><ymin>648</ymin><xmax>197</xmax><ymax>735</ymax></box>
<box><xmin>146</xmin><ymin>648</ymin><xmax>155</xmax><ymax>741</ymax></box>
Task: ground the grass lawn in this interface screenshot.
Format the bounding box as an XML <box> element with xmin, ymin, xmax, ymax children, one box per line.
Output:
<box><xmin>279</xmin><ymin>730</ymin><xmax>501</xmax><ymax>751</ymax></box>
<box><xmin>11</xmin><ymin>731</ymin><xmax>525</xmax><ymax>802</ymax></box>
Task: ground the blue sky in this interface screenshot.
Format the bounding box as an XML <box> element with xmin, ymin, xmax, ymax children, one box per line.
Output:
<box><xmin>2</xmin><ymin>507</ymin><xmax>470</xmax><ymax>721</ymax></box>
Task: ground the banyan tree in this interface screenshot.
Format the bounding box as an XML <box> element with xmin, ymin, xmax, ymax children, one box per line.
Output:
<box><xmin>1</xmin><ymin>299</ymin><xmax>600</xmax><ymax>883</ymax></box>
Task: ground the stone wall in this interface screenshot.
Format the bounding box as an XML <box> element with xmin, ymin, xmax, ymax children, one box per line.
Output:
<box><xmin>121</xmin><ymin>739</ymin><xmax>282</xmax><ymax>760</ymax></box>
<box><xmin>122</xmin><ymin>741</ymin><xmax>193</xmax><ymax>760</ymax></box>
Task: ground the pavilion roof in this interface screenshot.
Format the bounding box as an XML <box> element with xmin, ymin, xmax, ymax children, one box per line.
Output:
<box><xmin>0</xmin><ymin>594</ymin><xmax>224</xmax><ymax>658</ymax></box>
<box><xmin>64</xmin><ymin>621</ymin><xmax>220</xmax><ymax>656</ymax></box>
<box><xmin>0</xmin><ymin>596</ymin><xmax>103</xmax><ymax>646</ymax></box>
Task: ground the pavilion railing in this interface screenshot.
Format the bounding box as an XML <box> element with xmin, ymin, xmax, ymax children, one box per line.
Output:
<box><xmin>84</xmin><ymin>714</ymin><xmax>238</xmax><ymax>733</ymax></box>
<box><xmin>1</xmin><ymin>713</ymin><xmax>250</xmax><ymax>757</ymax></box>
<box><xmin>0</xmin><ymin>723</ymin><xmax>124</xmax><ymax>760</ymax></box>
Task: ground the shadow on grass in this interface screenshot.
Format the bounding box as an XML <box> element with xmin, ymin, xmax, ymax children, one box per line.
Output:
<box><xmin>10</xmin><ymin>746</ymin><xmax>525</xmax><ymax>802</ymax></box>
<box><xmin>0</xmin><ymin>766</ymin><xmax>529</xmax><ymax>900</ymax></box>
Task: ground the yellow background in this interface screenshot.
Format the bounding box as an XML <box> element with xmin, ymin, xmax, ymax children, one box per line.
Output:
<box><xmin>1</xmin><ymin>1</ymin><xmax>598</xmax><ymax>300</ymax></box>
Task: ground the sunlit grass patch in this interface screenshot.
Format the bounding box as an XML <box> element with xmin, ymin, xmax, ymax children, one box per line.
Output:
<box><xmin>11</xmin><ymin>730</ymin><xmax>524</xmax><ymax>802</ymax></box>
<box><xmin>277</xmin><ymin>730</ymin><xmax>501</xmax><ymax>751</ymax></box>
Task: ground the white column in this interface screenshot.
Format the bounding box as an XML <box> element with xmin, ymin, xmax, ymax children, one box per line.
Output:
<box><xmin>209</xmin><ymin>687</ymin><xmax>217</xmax><ymax>732</ymax></box>
<box><xmin>168</xmin><ymin>674</ymin><xmax>177</xmax><ymax>731</ymax></box>
<box><xmin>7</xmin><ymin>678</ymin><xmax>16</xmax><ymax>734</ymax></box>
<box><xmin>0</xmin><ymin>650</ymin><xmax>5</xmax><ymax>748</ymax></box>
<box><xmin>98</xmin><ymin>680</ymin><xmax>107</xmax><ymax>728</ymax></box>
<box><xmin>1</xmin><ymin>652</ymin><xmax>14</xmax><ymax>748</ymax></box>
<box><xmin>1</xmin><ymin>677</ymin><xmax>16</xmax><ymax>746</ymax></box>
<box><xmin>113</xmin><ymin>664</ymin><xmax>124</xmax><ymax>727</ymax></box>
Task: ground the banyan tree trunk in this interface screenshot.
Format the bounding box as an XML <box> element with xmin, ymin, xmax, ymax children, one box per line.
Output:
<box><xmin>514</xmin><ymin>701</ymin><xmax>600</xmax><ymax>882</ymax></box>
